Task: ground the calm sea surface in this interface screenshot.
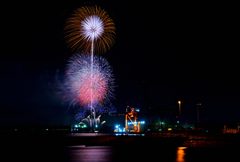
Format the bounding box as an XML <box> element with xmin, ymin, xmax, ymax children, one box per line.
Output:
<box><xmin>2</xmin><ymin>133</ymin><xmax>239</xmax><ymax>162</ymax></box>
<box><xmin>4</xmin><ymin>145</ymin><xmax>239</xmax><ymax>162</ymax></box>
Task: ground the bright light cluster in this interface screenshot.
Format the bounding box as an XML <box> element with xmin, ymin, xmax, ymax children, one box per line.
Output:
<box><xmin>115</xmin><ymin>125</ymin><xmax>125</xmax><ymax>132</ymax></box>
<box><xmin>81</xmin><ymin>15</ymin><xmax>104</xmax><ymax>42</ymax></box>
<box><xmin>127</xmin><ymin>121</ymin><xmax>145</xmax><ymax>125</ymax></box>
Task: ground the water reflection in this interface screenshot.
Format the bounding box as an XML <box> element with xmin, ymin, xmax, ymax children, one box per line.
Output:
<box><xmin>67</xmin><ymin>146</ymin><xmax>114</xmax><ymax>162</ymax></box>
<box><xmin>66</xmin><ymin>145</ymin><xmax>188</xmax><ymax>162</ymax></box>
<box><xmin>176</xmin><ymin>147</ymin><xmax>187</xmax><ymax>162</ymax></box>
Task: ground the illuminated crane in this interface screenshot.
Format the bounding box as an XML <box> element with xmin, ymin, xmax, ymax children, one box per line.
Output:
<box><xmin>125</xmin><ymin>105</ymin><xmax>140</xmax><ymax>132</ymax></box>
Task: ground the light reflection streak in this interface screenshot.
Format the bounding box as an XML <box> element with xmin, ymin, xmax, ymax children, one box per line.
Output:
<box><xmin>176</xmin><ymin>147</ymin><xmax>187</xmax><ymax>162</ymax></box>
<box><xmin>67</xmin><ymin>146</ymin><xmax>113</xmax><ymax>162</ymax></box>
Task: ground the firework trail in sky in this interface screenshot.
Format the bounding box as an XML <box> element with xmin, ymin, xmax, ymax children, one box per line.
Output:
<box><xmin>64</xmin><ymin>53</ymin><xmax>115</xmax><ymax>109</ymax></box>
<box><xmin>64</xmin><ymin>6</ymin><xmax>115</xmax><ymax>126</ymax></box>
<box><xmin>74</xmin><ymin>103</ymin><xmax>117</xmax><ymax>121</ymax></box>
<box><xmin>64</xmin><ymin>6</ymin><xmax>115</xmax><ymax>54</ymax></box>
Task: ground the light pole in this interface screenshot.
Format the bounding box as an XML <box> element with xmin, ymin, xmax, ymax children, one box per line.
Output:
<box><xmin>197</xmin><ymin>102</ymin><xmax>201</xmax><ymax>128</ymax></box>
<box><xmin>178</xmin><ymin>101</ymin><xmax>181</xmax><ymax>125</ymax></box>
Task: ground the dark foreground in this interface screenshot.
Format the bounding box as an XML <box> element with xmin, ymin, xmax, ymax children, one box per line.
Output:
<box><xmin>1</xmin><ymin>132</ymin><xmax>240</xmax><ymax>162</ymax></box>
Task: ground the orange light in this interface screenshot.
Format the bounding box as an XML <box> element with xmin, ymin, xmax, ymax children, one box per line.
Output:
<box><xmin>178</xmin><ymin>101</ymin><xmax>181</xmax><ymax>104</ymax></box>
<box><xmin>176</xmin><ymin>147</ymin><xmax>187</xmax><ymax>162</ymax></box>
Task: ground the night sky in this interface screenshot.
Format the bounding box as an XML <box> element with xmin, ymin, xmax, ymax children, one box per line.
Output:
<box><xmin>1</xmin><ymin>1</ymin><xmax>239</xmax><ymax>126</ymax></box>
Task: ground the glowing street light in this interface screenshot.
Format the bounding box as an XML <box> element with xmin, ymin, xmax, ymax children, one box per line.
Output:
<box><xmin>178</xmin><ymin>101</ymin><xmax>181</xmax><ymax>125</ymax></box>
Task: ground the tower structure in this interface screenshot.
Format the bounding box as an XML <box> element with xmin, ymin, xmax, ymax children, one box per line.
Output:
<box><xmin>125</xmin><ymin>106</ymin><xmax>139</xmax><ymax>132</ymax></box>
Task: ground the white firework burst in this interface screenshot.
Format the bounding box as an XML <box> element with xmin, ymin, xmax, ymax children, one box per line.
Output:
<box><xmin>81</xmin><ymin>15</ymin><xmax>104</xmax><ymax>42</ymax></box>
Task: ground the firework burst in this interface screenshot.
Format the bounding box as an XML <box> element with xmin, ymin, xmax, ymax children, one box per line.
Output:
<box><xmin>64</xmin><ymin>6</ymin><xmax>115</xmax><ymax>54</ymax></box>
<box><xmin>64</xmin><ymin>53</ymin><xmax>115</xmax><ymax>108</ymax></box>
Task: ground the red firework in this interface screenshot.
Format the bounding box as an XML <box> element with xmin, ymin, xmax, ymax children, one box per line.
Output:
<box><xmin>77</xmin><ymin>69</ymin><xmax>108</xmax><ymax>106</ymax></box>
<box><xmin>64</xmin><ymin>53</ymin><xmax>114</xmax><ymax>107</ymax></box>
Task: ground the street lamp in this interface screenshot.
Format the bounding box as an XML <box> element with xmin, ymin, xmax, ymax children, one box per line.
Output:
<box><xmin>197</xmin><ymin>102</ymin><xmax>201</xmax><ymax>128</ymax></box>
<box><xmin>178</xmin><ymin>101</ymin><xmax>181</xmax><ymax>125</ymax></box>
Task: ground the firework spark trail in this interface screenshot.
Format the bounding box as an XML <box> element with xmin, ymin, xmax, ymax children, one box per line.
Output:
<box><xmin>64</xmin><ymin>53</ymin><xmax>115</xmax><ymax>110</ymax></box>
<box><xmin>64</xmin><ymin>6</ymin><xmax>115</xmax><ymax>126</ymax></box>
<box><xmin>91</xmin><ymin>40</ymin><xmax>93</xmax><ymax>118</ymax></box>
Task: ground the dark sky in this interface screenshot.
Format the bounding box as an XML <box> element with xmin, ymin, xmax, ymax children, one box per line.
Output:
<box><xmin>1</xmin><ymin>1</ymin><xmax>239</xmax><ymax>126</ymax></box>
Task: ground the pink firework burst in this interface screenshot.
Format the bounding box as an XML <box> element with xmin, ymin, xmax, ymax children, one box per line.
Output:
<box><xmin>64</xmin><ymin>53</ymin><xmax>115</xmax><ymax>108</ymax></box>
<box><xmin>77</xmin><ymin>67</ymin><xmax>108</xmax><ymax>105</ymax></box>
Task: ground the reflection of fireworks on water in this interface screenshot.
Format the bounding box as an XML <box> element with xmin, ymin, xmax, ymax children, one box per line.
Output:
<box><xmin>64</xmin><ymin>6</ymin><xmax>115</xmax><ymax>53</ymax></box>
<box><xmin>64</xmin><ymin>53</ymin><xmax>115</xmax><ymax>109</ymax></box>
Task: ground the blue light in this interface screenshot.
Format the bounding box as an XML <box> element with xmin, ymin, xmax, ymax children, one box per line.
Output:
<box><xmin>128</xmin><ymin>121</ymin><xmax>145</xmax><ymax>125</ymax></box>
<box><xmin>115</xmin><ymin>125</ymin><xmax>119</xmax><ymax>128</ymax></box>
<box><xmin>95</xmin><ymin>125</ymin><xmax>98</xmax><ymax>128</ymax></box>
<box><xmin>130</xmin><ymin>122</ymin><xmax>136</xmax><ymax>125</ymax></box>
